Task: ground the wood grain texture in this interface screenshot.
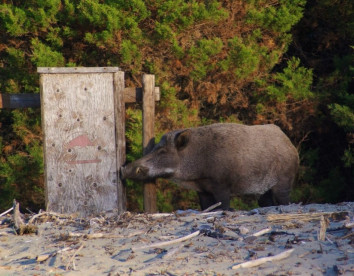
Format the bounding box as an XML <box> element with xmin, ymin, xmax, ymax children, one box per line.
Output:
<box><xmin>123</xmin><ymin>87</ymin><xmax>160</xmax><ymax>103</ymax></box>
<box><xmin>40</xmin><ymin>72</ymin><xmax>119</xmax><ymax>216</ymax></box>
<box><xmin>114</xmin><ymin>71</ymin><xmax>127</xmax><ymax>214</ymax></box>
<box><xmin>37</xmin><ymin>67</ymin><xmax>120</xmax><ymax>74</ymax></box>
<box><xmin>142</xmin><ymin>74</ymin><xmax>157</xmax><ymax>213</ymax></box>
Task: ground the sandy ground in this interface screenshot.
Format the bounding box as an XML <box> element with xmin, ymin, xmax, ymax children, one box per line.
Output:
<box><xmin>0</xmin><ymin>202</ymin><xmax>353</xmax><ymax>276</ymax></box>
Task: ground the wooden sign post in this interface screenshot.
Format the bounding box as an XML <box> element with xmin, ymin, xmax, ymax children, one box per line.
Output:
<box><xmin>142</xmin><ymin>74</ymin><xmax>157</xmax><ymax>213</ymax></box>
<box><xmin>38</xmin><ymin>67</ymin><xmax>126</xmax><ymax>216</ymax></box>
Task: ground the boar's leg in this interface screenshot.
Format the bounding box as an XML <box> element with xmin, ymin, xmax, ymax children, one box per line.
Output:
<box><xmin>258</xmin><ymin>186</ymin><xmax>291</xmax><ymax>207</ymax></box>
<box><xmin>197</xmin><ymin>180</ymin><xmax>231</xmax><ymax>210</ymax></box>
<box><xmin>212</xmin><ymin>190</ymin><xmax>231</xmax><ymax>210</ymax></box>
<box><xmin>198</xmin><ymin>192</ymin><xmax>217</xmax><ymax>211</ymax></box>
<box><xmin>271</xmin><ymin>185</ymin><xmax>291</xmax><ymax>205</ymax></box>
<box><xmin>258</xmin><ymin>190</ymin><xmax>275</xmax><ymax>207</ymax></box>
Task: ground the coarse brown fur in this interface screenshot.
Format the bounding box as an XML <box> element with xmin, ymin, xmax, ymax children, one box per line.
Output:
<box><xmin>121</xmin><ymin>123</ymin><xmax>299</xmax><ymax>210</ymax></box>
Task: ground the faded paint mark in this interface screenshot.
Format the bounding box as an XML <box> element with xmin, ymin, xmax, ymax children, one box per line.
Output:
<box><xmin>67</xmin><ymin>134</ymin><xmax>95</xmax><ymax>148</ymax></box>
<box><xmin>67</xmin><ymin>159</ymin><xmax>101</xmax><ymax>164</ymax></box>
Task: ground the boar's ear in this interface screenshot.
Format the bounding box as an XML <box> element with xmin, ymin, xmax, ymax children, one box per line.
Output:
<box><xmin>174</xmin><ymin>130</ymin><xmax>191</xmax><ymax>151</ymax></box>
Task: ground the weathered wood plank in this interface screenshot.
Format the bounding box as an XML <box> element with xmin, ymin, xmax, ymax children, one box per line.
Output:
<box><xmin>124</xmin><ymin>87</ymin><xmax>160</xmax><ymax>103</ymax></box>
<box><xmin>142</xmin><ymin>74</ymin><xmax>157</xmax><ymax>213</ymax></box>
<box><xmin>37</xmin><ymin>67</ymin><xmax>120</xmax><ymax>74</ymax></box>
<box><xmin>114</xmin><ymin>71</ymin><xmax>127</xmax><ymax>214</ymax></box>
<box><xmin>40</xmin><ymin>72</ymin><xmax>119</xmax><ymax>216</ymax></box>
<box><xmin>0</xmin><ymin>94</ymin><xmax>40</xmax><ymax>108</ymax></box>
<box><xmin>0</xmin><ymin>87</ymin><xmax>160</xmax><ymax>108</ymax></box>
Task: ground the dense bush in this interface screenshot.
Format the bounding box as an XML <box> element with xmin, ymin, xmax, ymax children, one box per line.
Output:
<box><xmin>0</xmin><ymin>0</ymin><xmax>352</xmax><ymax>212</ymax></box>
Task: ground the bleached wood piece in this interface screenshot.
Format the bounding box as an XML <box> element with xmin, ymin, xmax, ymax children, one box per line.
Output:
<box><xmin>148</xmin><ymin>213</ymin><xmax>174</xmax><ymax>218</ymax></box>
<box><xmin>0</xmin><ymin>207</ymin><xmax>14</xmax><ymax>218</ymax></box>
<box><xmin>202</xmin><ymin>202</ymin><xmax>222</xmax><ymax>212</ymax></box>
<box><xmin>66</xmin><ymin>243</ymin><xmax>84</xmax><ymax>270</ymax></box>
<box><xmin>232</xmin><ymin>248</ymin><xmax>295</xmax><ymax>270</ymax></box>
<box><xmin>267</xmin><ymin>212</ymin><xmax>348</xmax><ymax>223</ymax></box>
<box><xmin>197</xmin><ymin>211</ymin><xmax>223</xmax><ymax>216</ymax></box>
<box><xmin>67</xmin><ymin>229</ymin><xmax>145</xmax><ymax>239</ymax></box>
<box><xmin>40</xmin><ymin>71</ymin><xmax>120</xmax><ymax>216</ymax></box>
<box><xmin>132</xmin><ymin>230</ymin><xmax>200</xmax><ymax>251</ymax></box>
<box><xmin>12</xmin><ymin>200</ymin><xmax>24</xmax><ymax>230</ymax></box>
<box><xmin>319</xmin><ymin>215</ymin><xmax>329</xmax><ymax>241</ymax></box>
<box><xmin>252</xmin><ymin>227</ymin><xmax>271</xmax><ymax>237</ymax></box>
<box><xmin>37</xmin><ymin>67</ymin><xmax>120</xmax><ymax>74</ymax></box>
<box><xmin>28</xmin><ymin>211</ymin><xmax>73</xmax><ymax>224</ymax></box>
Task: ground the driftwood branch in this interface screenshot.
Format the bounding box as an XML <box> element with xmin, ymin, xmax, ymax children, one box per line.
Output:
<box><xmin>0</xmin><ymin>207</ymin><xmax>14</xmax><ymax>218</ymax></box>
<box><xmin>28</xmin><ymin>211</ymin><xmax>74</xmax><ymax>224</ymax></box>
<box><xmin>148</xmin><ymin>213</ymin><xmax>173</xmax><ymax>218</ymax></box>
<box><xmin>203</xmin><ymin>202</ymin><xmax>222</xmax><ymax>213</ymax></box>
<box><xmin>197</xmin><ymin>211</ymin><xmax>223</xmax><ymax>217</ymax></box>
<box><xmin>319</xmin><ymin>215</ymin><xmax>330</xmax><ymax>241</ymax></box>
<box><xmin>267</xmin><ymin>211</ymin><xmax>348</xmax><ymax>223</ymax></box>
<box><xmin>12</xmin><ymin>200</ymin><xmax>24</xmax><ymax>230</ymax></box>
<box><xmin>36</xmin><ymin>246</ymin><xmax>74</xmax><ymax>263</ymax></box>
<box><xmin>11</xmin><ymin>200</ymin><xmax>39</xmax><ymax>235</ymax></box>
<box><xmin>232</xmin><ymin>248</ymin><xmax>295</xmax><ymax>270</ymax></box>
<box><xmin>66</xmin><ymin>243</ymin><xmax>84</xmax><ymax>270</ymax></box>
<box><xmin>132</xmin><ymin>230</ymin><xmax>200</xmax><ymax>251</ymax></box>
<box><xmin>345</xmin><ymin>222</ymin><xmax>354</xmax><ymax>229</ymax></box>
<box><xmin>67</xmin><ymin>229</ymin><xmax>145</xmax><ymax>239</ymax></box>
<box><xmin>252</xmin><ymin>228</ymin><xmax>272</xmax><ymax>237</ymax></box>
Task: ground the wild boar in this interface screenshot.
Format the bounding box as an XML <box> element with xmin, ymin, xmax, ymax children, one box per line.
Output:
<box><xmin>120</xmin><ymin>123</ymin><xmax>299</xmax><ymax>210</ymax></box>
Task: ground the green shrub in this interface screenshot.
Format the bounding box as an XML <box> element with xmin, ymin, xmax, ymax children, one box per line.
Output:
<box><xmin>188</xmin><ymin>38</ymin><xmax>223</xmax><ymax>80</ymax></box>
<box><xmin>266</xmin><ymin>57</ymin><xmax>313</xmax><ymax>102</ymax></box>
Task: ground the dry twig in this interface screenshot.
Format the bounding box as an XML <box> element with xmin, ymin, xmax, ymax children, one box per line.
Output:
<box><xmin>148</xmin><ymin>213</ymin><xmax>173</xmax><ymax>218</ymax></box>
<box><xmin>0</xmin><ymin>207</ymin><xmax>14</xmax><ymax>218</ymax></box>
<box><xmin>232</xmin><ymin>249</ymin><xmax>295</xmax><ymax>270</ymax></box>
<box><xmin>36</xmin><ymin>247</ymin><xmax>73</xmax><ymax>263</ymax></box>
<box><xmin>68</xmin><ymin>229</ymin><xmax>145</xmax><ymax>239</ymax></box>
<box><xmin>132</xmin><ymin>230</ymin><xmax>200</xmax><ymax>251</ymax></box>
<box><xmin>252</xmin><ymin>227</ymin><xmax>271</xmax><ymax>237</ymax></box>
<box><xmin>203</xmin><ymin>202</ymin><xmax>222</xmax><ymax>213</ymax></box>
<box><xmin>66</xmin><ymin>243</ymin><xmax>84</xmax><ymax>270</ymax></box>
<box><xmin>28</xmin><ymin>211</ymin><xmax>73</xmax><ymax>224</ymax></box>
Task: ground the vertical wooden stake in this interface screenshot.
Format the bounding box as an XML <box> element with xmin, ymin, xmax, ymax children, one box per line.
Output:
<box><xmin>114</xmin><ymin>71</ymin><xmax>127</xmax><ymax>214</ymax></box>
<box><xmin>142</xmin><ymin>74</ymin><xmax>157</xmax><ymax>213</ymax></box>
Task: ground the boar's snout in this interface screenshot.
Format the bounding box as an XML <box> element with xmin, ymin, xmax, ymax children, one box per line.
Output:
<box><xmin>120</xmin><ymin>164</ymin><xmax>149</xmax><ymax>180</ymax></box>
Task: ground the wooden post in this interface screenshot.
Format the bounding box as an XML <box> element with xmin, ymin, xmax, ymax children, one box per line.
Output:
<box><xmin>114</xmin><ymin>71</ymin><xmax>127</xmax><ymax>214</ymax></box>
<box><xmin>142</xmin><ymin>74</ymin><xmax>157</xmax><ymax>213</ymax></box>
